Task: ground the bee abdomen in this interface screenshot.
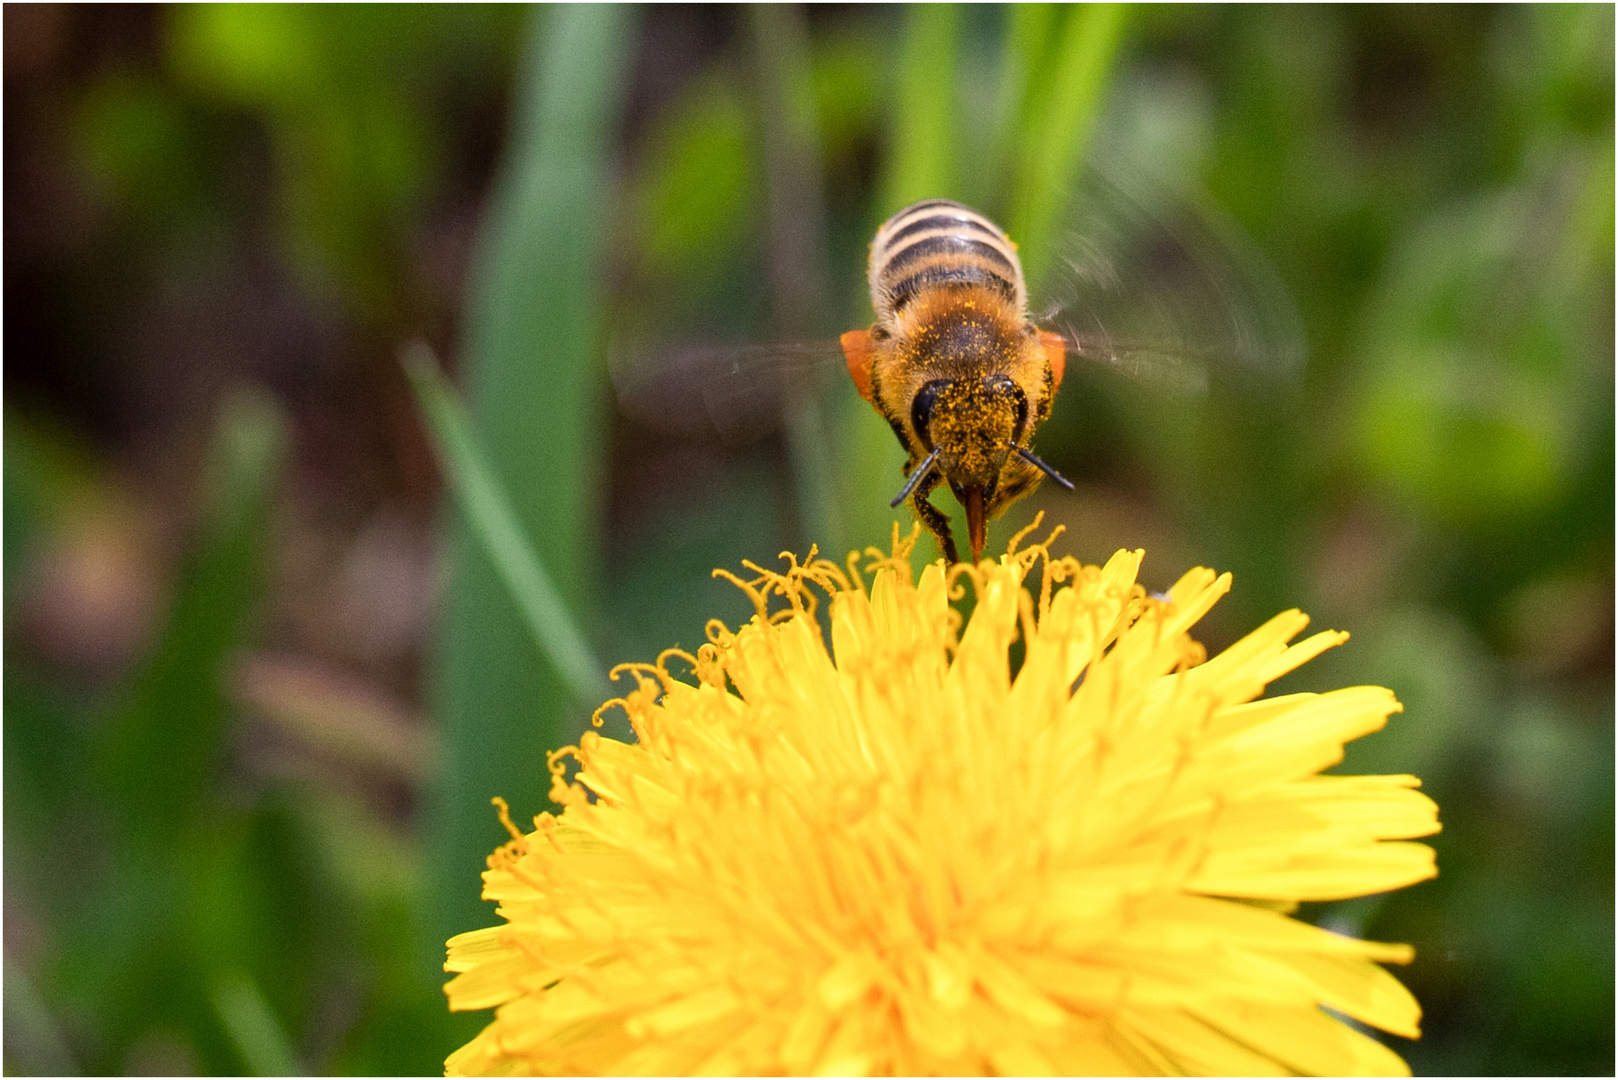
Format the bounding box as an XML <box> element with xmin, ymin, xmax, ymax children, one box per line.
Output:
<box><xmin>869</xmin><ymin>200</ymin><xmax>1027</xmax><ymax>325</ymax></box>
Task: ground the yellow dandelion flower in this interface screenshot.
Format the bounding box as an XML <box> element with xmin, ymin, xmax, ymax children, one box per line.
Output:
<box><xmin>444</xmin><ymin>525</ymin><xmax>1439</xmax><ymax>1076</ymax></box>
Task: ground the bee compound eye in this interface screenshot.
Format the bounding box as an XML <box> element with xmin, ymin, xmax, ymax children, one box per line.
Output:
<box><xmin>910</xmin><ymin>379</ymin><xmax>950</xmax><ymax>446</ymax></box>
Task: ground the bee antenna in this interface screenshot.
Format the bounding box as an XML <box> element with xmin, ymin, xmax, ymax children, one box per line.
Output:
<box><xmin>890</xmin><ymin>447</ymin><xmax>942</xmax><ymax>508</ymax></box>
<box><xmin>1015</xmin><ymin>446</ymin><xmax>1076</xmax><ymax>491</ymax></box>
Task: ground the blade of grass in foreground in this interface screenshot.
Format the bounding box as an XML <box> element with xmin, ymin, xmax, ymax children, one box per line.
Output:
<box><xmin>210</xmin><ymin>972</ymin><xmax>302</xmax><ymax>1077</ymax></box>
<box><xmin>428</xmin><ymin>3</ymin><xmax>632</xmax><ymax>967</ymax></box>
<box><xmin>405</xmin><ymin>343</ymin><xmax>608</xmax><ymax>706</ymax></box>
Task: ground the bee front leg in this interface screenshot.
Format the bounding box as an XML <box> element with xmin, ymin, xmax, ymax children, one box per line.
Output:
<box><xmin>986</xmin><ymin>454</ymin><xmax>1042</xmax><ymax>519</ymax></box>
<box><xmin>909</xmin><ymin>471</ymin><xmax>960</xmax><ymax>565</ymax></box>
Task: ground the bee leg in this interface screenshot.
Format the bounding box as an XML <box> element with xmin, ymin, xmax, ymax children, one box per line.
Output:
<box><xmin>986</xmin><ymin>454</ymin><xmax>1043</xmax><ymax>518</ymax></box>
<box><xmin>910</xmin><ymin>471</ymin><xmax>960</xmax><ymax>565</ymax></box>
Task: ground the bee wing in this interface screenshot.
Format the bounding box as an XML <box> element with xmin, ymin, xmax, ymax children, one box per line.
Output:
<box><xmin>1060</xmin><ymin>328</ymin><xmax>1216</xmax><ymax>395</ymax></box>
<box><xmin>609</xmin><ymin>336</ymin><xmax>848</xmax><ymax>443</ymax></box>
<box><xmin>1035</xmin><ymin>162</ymin><xmax>1306</xmax><ymax>395</ymax></box>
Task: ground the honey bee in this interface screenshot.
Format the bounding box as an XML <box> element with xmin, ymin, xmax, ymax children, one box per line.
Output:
<box><xmin>612</xmin><ymin>170</ymin><xmax>1301</xmax><ymax>566</ymax></box>
<box><xmin>840</xmin><ymin>199</ymin><xmax>1074</xmax><ymax>564</ymax></box>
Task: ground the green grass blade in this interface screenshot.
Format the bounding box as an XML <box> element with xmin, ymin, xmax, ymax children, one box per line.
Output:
<box><xmin>1007</xmin><ymin>2</ymin><xmax>1130</xmax><ymax>295</ymax></box>
<box><xmin>427</xmin><ymin>3</ymin><xmax>633</xmax><ymax>958</ymax></box>
<box><xmin>880</xmin><ymin>3</ymin><xmax>962</xmax><ymax>214</ymax></box>
<box><xmin>210</xmin><ymin>972</ymin><xmax>302</xmax><ymax>1077</ymax></box>
<box><xmin>405</xmin><ymin>344</ymin><xmax>608</xmax><ymax>705</ymax></box>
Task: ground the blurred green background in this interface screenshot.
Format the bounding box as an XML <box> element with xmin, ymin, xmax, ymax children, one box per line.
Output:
<box><xmin>5</xmin><ymin>5</ymin><xmax>1611</xmax><ymax>1075</ymax></box>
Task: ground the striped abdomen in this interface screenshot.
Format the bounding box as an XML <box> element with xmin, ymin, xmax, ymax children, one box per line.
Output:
<box><xmin>868</xmin><ymin>199</ymin><xmax>1027</xmax><ymax>328</ymax></box>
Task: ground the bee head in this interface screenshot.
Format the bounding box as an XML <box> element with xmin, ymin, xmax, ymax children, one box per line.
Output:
<box><xmin>912</xmin><ymin>374</ymin><xmax>1027</xmax><ymax>487</ymax></box>
<box><xmin>911</xmin><ymin>375</ymin><xmax>1029</xmax><ymax>560</ymax></box>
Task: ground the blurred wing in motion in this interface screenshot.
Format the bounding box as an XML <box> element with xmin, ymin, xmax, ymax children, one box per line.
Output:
<box><xmin>1036</xmin><ymin>163</ymin><xmax>1306</xmax><ymax>395</ymax></box>
<box><xmin>609</xmin><ymin>337</ymin><xmax>847</xmax><ymax>443</ymax></box>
